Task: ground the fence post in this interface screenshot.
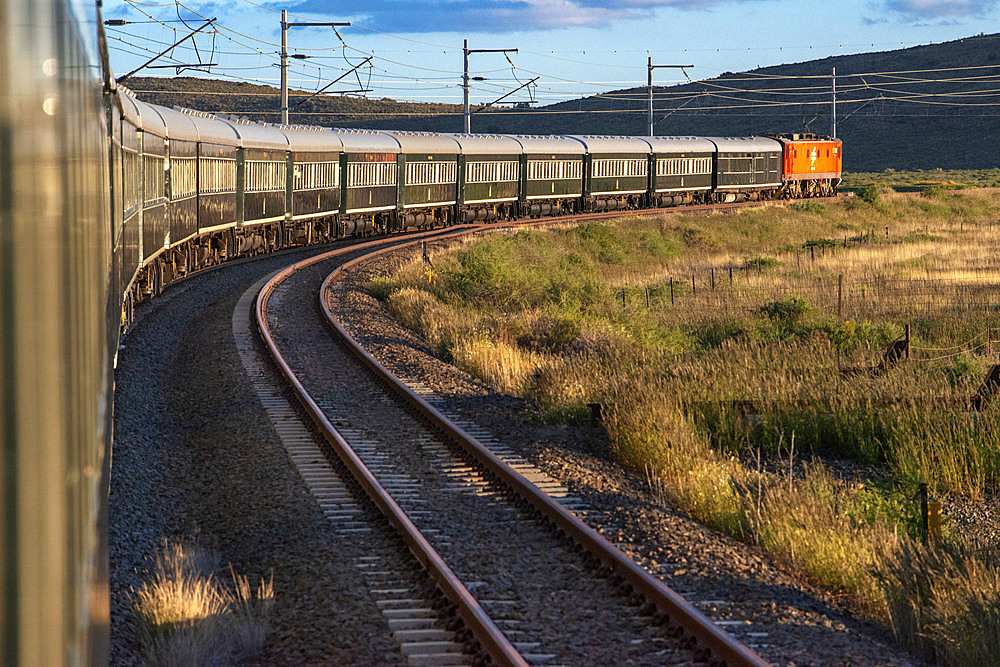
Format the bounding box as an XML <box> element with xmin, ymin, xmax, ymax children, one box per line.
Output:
<box><xmin>810</xmin><ymin>246</ymin><xmax>815</xmax><ymax>266</ymax></box>
<box><xmin>729</xmin><ymin>266</ymin><xmax>733</xmax><ymax>284</ymax></box>
<box><xmin>622</xmin><ymin>288</ymin><xmax>626</xmax><ymax>309</ymax></box>
<box><xmin>670</xmin><ymin>277</ymin><xmax>674</xmax><ymax>306</ymax></box>
<box><xmin>905</xmin><ymin>324</ymin><xmax>911</xmax><ymax>359</ymax></box>
<box><xmin>989</xmin><ymin>327</ymin><xmax>992</xmax><ymax>358</ymax></box>
<box><xmin>919</xmin><ymin>482</ymin><xmax>929</xmax><ymax>543</ymax></box>
<box><xmin>711</xmin><ymin>268</ymin><xmax>716</xmax><ymax>291</ymax></box>
<box><xmin>691</xmin><ymin>274</ymin><xmax>696</xmax><ymax>297</ymax></box>
<box><xmin>645</xmin><ymin>286</ymin><xmax>649</xmax><ymax>308</ymax></box>
<box><xmin>838</xmin><ymin>274</ymin><xmax>843</xmax><ymax>321</ymax></box>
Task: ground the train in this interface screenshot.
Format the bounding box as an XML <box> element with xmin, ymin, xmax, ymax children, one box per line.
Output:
<box><xmin>0</xmin><ymin>1</ymin><xmax>840</xmax><ymax>663</ymax></box>
<box><xmin>111</xmin><ymin>91</ymin><xmax>842</xmax><ymax>322</ymax></box>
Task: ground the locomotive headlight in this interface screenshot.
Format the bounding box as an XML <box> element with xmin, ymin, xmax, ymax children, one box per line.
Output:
<box><xmin>43</xmin><ymin>97</ymin><xmax>57</xmax><ymax>115</ymax></box>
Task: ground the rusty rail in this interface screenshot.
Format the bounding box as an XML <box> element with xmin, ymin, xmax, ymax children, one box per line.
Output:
<box><xmin>319</xmin><ymin>238</ymin><xmax>770</xmax><ymax>667</ymax></box>
<box><xmin>255</xmin><ymin>227</ymin><xmax>528</xmax><ymax>667</ymax></box>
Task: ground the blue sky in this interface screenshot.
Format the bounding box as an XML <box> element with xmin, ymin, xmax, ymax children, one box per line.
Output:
<box><xmin>102</xmin><ymin>0</ymin><xmax>999</xmax><ymax>107</ymax></box>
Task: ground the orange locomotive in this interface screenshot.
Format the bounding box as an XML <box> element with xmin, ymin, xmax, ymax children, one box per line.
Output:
<box><xmin>769</xmin><ymin>133</ymin><xmax>842</xmax><ymax>198</ymax></box>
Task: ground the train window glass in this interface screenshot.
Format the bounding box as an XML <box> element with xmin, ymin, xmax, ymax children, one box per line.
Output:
<box><xmin>171</xmin><ymin>157</ymin><xmax>197</xmax><ymax>199</ymax></box>
<box><xmin>142</xmin><ymin>155</ymin><xmax>165</xmax><ymax>205</ymax></box>
<box><xmin>295</xmin><ymin>161</ymin><xmax>340</xmax><ymax>190</ymax></box>
<box><xmin>466</xmin><ymin>160</ymin><xmax>518</xmax><ymax>184</ymax></box>
<box><xmin>348</xmin><ymin>160</ymin><xmax>396</xmax><ymax>187</ymax></box>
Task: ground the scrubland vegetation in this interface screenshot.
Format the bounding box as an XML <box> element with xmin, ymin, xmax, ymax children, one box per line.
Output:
<box><xmin>373</xmin><ymin>186</ymin><xmax>1000</xmax><ymax>664</ymax></box>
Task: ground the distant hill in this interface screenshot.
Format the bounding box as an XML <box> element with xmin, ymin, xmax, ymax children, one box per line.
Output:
<box><xmin>127</xmin><ymin>33</ymin><xmax>1000</xmax><ymax>172</ymax></box>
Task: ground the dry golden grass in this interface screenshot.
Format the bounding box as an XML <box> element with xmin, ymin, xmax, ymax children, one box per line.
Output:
<box><xmin>374</xmin><ymin>189</ymin><xmax>1000</xmax><ymax>661</ymax></box>
<box><xmin>134</xmin><ymin>539</ymin><xmax>274</xmax><ymax>666</ymax></box>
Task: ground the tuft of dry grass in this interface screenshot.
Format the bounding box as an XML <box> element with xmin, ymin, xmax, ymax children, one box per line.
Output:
<box><xmin>875</xmin><ymin>540</ymin><xmax>1000</xmax><ymax>665</ymax></box>
<box><xmin>133</xmin><ymin>539</ymin><xmax>274</xmax><ymax>666</ymax></box>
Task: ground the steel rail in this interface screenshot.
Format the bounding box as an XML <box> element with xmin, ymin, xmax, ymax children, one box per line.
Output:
<box><xmin>255</xmin><ymin>226</ymin><xmax>529</xmax><ymax>667</ymax></box>
<box><xmin>319</xmin><ymin>238</ymin><xmax>770</xmax><ymax>667</ymax></box>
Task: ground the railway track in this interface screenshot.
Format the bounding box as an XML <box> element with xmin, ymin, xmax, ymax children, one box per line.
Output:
<box><xmin>255</xmin><ymin>219</ymin><xmax>771</xmax><ymax>665</ymax></box>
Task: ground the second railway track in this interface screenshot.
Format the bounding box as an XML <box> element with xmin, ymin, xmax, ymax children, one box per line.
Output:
<box><xmin>256</xmin><ymin>225</ymin><xmax>767</xmax><ymax>666</ymax></box>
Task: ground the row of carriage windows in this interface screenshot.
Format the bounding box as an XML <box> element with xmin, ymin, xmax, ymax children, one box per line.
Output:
<box><xmin>527</xmin><ymin>160</ymin><xmax>583</xmax><ymax>181</ymax></box>
<box><xmin>348</xmin><ymin>161</ymin><xmax>397</xmax><ymax>188</ymax></box>
<box><xmin>245</xmin><ymin>160</ymin><xmax>286</xmax><ymax>193</ymax></box>
<box><xmin>656</xmin><ymin>157</ymin><xmax>712</xmax><ymax>177</ymax></box>
<box><xmin>125</xmin><ymin>153</ymin><xmax>799</xmax><ymax>205</ymax></box>
<box><xmin>295</xmin><ymin>161</ymin><xmax>340</xmax><ymax>190</ymax></box>
<box><xmin>170</xmin><ymin>157</ymin><xmax>197</xmax><ymax>199</ymax></box>
<box><xmin>593</xmin><ymin>159</ymin><xmax>647</xmax><ymax>178</ymax></box>
<box><xmin>406</xmin><ymin>160</ymin><xmax>458</xmax><ymax>186</ymax></box>
<box><xmin>199</xmin><ymin>158</ymin><xmax>237</xmax><ymax>194</ymax></box>
<box><xmin>465</xmin><ymin>160</ymin><xmax>518</xmax><ymax>184</ymax></box>
<box><xmin>142</xmin><ymin>155</ymin><xmax>165</xmax><ymax>206</ymax></box>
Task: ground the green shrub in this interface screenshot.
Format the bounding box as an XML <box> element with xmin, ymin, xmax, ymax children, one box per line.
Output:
<box><xmin>859</xmin><ymin>184</ymin><xmax>882</xmax><ymax>205</ymax></box>
<box><xmin>757</xmin><ymin>296</ymin><xmax>812</xmax><ymax>323</ymax></box>
<box><xmin>745</xmin><ymin>256</ymin><xmax>782</xmax><ymax>271</ymax></box>
<box><xmin>793</xmin><ymin>200</ymin><xmax>827</xmax><ymax>214</ymax></box>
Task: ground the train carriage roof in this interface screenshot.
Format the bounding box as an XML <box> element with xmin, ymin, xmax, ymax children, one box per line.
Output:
<box><xmin>218</xmin><ymin>116</ymin><xmax>290</xmax><ymax>150</ymax></box>
<box><xmin>510</xmin><ymin>135</ymin><xmax>586</xmax><ymax>155</ymax></box>
<box><xmin>275</xmin><ymin>124</ymin><xmax>344</xmax><ymax>152</ymax></box>
<box><xmin>379</xmin><ymin>130</ymin><xmax>460</xmax><ymax>154</ymax></box>
<box><xmin>117</xmin><ymin>87</ymin><xmax>143</xmax><ymax>128</ymax></box>
<box><xmin>172</xmin><ymin>107</ymin><xmax>241</xmax><ymax>145</ymax></box>
<box><xmin>134</xmin><ymin>98</ymin><xmax>167</xmax><ymax>138</ymax></box>
<box><xmin>442</xmin><ymin>133</ymin><xmax>523</xmax><ymax>155</ymax></box>
<box><xmin>645</xmin><ymin>136</ymin><xmax>717</xmax><ymax>153</ymax></box>
<box><xmin>705</xmin><ymin>136</ymin><xmax>782</xmax><ymax>153</ymax></box>
<box><xmin>564</xmin><ymin>135</ymin><xmax>653</xmax><ymax>154</ymax></box>
<box><xmin>146</xmin><ymin>104</ymin><xmax>199</xmax><ymax>143</ymax></box>
<box><xmin>330</xmin><ymin>128</ymin><xmax>400</xmax><ymax>154</ymax></box>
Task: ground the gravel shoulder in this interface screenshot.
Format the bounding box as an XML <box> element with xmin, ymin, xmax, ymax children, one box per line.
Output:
<box><xmin>331</xmin><ymin>242</ymin><xmax>919</xmax><ymax>667</ymax></box>
<box><xmin>110</xmin><ymin>248</ymin><xmax>404</xmax><ymax>665</ymax></box>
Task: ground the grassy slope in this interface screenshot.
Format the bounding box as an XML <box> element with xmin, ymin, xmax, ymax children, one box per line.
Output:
<box><xmin>376</xmin><ymin>191</ymin><xmax>1000</xmax><ymax>663</ymax></box>
<box><xmin>129</xmin><ymin>33</ymin><xmax>1000</xmax><ymax>172</ymax></box>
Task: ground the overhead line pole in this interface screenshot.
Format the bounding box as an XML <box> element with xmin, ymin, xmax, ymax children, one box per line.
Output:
<box><xmin>463</xmin><ymin>40</ymin><xmax>517</xmax><ymax>132</ymax></box>
<box><xmin>281</xmin><ymin>10</ymin><xmax>350</xmax><ymax>124</ymax></box>
<box><xmin>648</xmin><ymin>57</ymin><xmax>693</xmax><ymax>136</ymax></box>
<box><xmin>831</xmin><ymin>66</ymin><xmax>837</xmax><ymax>137</ymax></box>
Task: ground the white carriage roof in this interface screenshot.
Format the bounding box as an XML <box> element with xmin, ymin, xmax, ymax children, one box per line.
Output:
<box><xmin>563</xmin><ymin>135</ymin><xmax>653</xmax><ymax>154</ymax></box>
<box><xmin>645</xmin><ymin>136</ymin><xmax>718</xmax><ymax>153</ymax></box>
<box><xmin>134</xmin><ymin>98</ymin><xmax>167</xmax><ymax>137</ymax></box>
<box><xmin>116</xmin><ymin>86</ymin><xmax>143</xmax><ymax>127</ymax></box>
<box><xmin>146</xmin><ymin>103</ymin><xmax>199</xmax><ymax>143</ymax></box>
<box><xmin>217</xmin><ymin>116</ymin><xmax>290</xmax><ymax>150</ymax></box>
<box><xmin>379</xmin><ymin>130</ymin><xmax>460</xmax><ymax>154</ymax></box>
<box><xmin>705</xmin><ymin>136</ymin><xmax>783</xmax><ymax>152</ymax></box>
<box><xmin>173</xmin><ymin>107</ymin><xmax>242</xmax><ymax>145</ymax></box>
<box><xmin>509</xmin><ymin>135</ymin><xmax>586</xmax><ymax>154</ymax></box>
<box><xmin>441</xmin><ymin>133</ymin><xmax>523</xmax><ymax>155</ymax></box>
<box><xmin>329</xmin><ymin>128</ymin><xmax>400</xmax><ymax>153</ymax></box>
<box><xmin>275</xmin><ymin>124</ymin><xmax>344</xmax><ymax>152</ymax></box>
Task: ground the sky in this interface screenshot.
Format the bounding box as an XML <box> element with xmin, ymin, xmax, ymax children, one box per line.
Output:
<box><xmin>101</xmin><ymin>0</ymin><xmax>1000</xmax><ymax>110</ymax></box>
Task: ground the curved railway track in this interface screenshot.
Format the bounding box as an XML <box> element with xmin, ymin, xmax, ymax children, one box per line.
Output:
<box><xmin>255</xmin><ymin>214</ymin><xmax>774</xmax><ymax>665</ymax></box>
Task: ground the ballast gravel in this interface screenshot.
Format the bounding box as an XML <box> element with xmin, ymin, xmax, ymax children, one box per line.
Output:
<box><xmin>110</xmin><ymin>246</ymin><xmax>406</xmax><ymax>665</ymax></box>
<box><xmin>328</xmin><ymin>241</ymin><xmax>922</xmax><ymax>667</ymax></box>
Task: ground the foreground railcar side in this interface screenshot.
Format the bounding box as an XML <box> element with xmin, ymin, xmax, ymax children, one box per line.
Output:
<box><xmin>513</xmin><ymin>135</ymin><xmax>586</xmax><ymax>216</ymax></box>
<box><xmin>1</xmin><ymin>0</ymin><xmax>114</xmax><ymax>662</ymax></box>
<box><xmin>569</xmin><ymin>135</ymin><xmax>653</xmax><ymax>212</ymax></box>
<box><xmin>384</xmin><ymin>131</ymin><xmax>461</xmax><ymax>229</ymax></box>
<box><xmin>647</xmin><ymin>136</ymin><xmax>717</xmax><ymax>207</ymax></box>
<box><xmin>281</xmin><ymin>123</ymin><xmax>343</xmax><ymax>244</ymax></box>
<box><xmin>707</xmin><ymin>136</ymin><xmax>783</xmax><ymax>202</ymax></box>
<box><xmin>448</xmin><ymin>133</ymin><xmax>523</xmax><ymax>222</ymax></box>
